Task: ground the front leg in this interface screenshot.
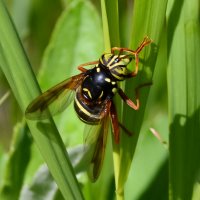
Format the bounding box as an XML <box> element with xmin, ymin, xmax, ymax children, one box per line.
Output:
<box><xmin>77</xmin><ymin>60</ymin><xmax>99</xmax><ymax>72</ymax></box>
<box><xmin>111</xmin><ymin>37</ymin><xmax>152</xmax><ymax>77</ymax></box>
<box><xmin>111</xmin><ymin>37</ymin><xmax>152</xmax><ymax>55</ymax></box>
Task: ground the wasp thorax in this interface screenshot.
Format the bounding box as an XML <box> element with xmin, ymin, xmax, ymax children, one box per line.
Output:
<box><xmin>100</xmin><ymin>54</ymin><xmax>132</xmax><ymax>81</ymax></box>
<box><xmin>80</xmin><ymin>67</ymin><xmax>116</xmax><ymax>102</ymax></box>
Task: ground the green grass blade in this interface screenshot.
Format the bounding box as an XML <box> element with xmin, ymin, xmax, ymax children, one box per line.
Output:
<box><xmin>101</xmin><ymin>0</ymin><xmax>120</xmax><ymax>50</ymax></box>
<box><xmin>101</xmin><ymin>0</ymin><xmax>111</xmax><ymax>51</ymax></box>
<box><xmin>0</xmin><ymin>1</ymin><xmax>83</xmax><ymax>199</ymax></box>
<box><xmin>167</xmin><ymin>0</ymin><xmax>200</xmax><ymax>199</ymax></box>
<box><xmin>118</xmin><ymin>0</ymin><xmax>168</xmax><ymax>196</ymax></box>
<box><xmin>101</xmin><ymin>1</ymin><xmax>123</xmax><ymax>198</ymax></box>
<box><xmin>125</xmin><ymin>29</ymin><xmax>169</xmax><ymax>199</ymax></box>
<box><xmin>101</xmin><ymin>0</ymin><xmax>168</xmax><ymax>199</ymax></box>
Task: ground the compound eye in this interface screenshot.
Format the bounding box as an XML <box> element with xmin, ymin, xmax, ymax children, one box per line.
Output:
<box><xmin>114</xmin><ymin>57</ymin><xmax>120</xmax><ymax>63</ymax></box>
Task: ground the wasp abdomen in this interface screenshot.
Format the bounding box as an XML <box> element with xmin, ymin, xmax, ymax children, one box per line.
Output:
<box><xmin>74</xmin><ymin>88</ymin><xmax>104</xmax><ymax>124</ymax></box>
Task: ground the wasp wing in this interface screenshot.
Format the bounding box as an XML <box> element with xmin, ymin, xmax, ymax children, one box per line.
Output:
<box><xmin>83</xmin><ymin>100</ymin><xmax>111</xmax><ymax>181</ymax></box>
<box><xmin>25</xmin><ymin>73</ymin><xmax>85</xmax><ymax>120</ymax></box>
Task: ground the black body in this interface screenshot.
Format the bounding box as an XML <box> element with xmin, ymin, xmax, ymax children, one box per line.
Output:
<box><xmin>74</xmin><ymin>66</ymin><xmax>117</xmax><ymax>124</ymax></box>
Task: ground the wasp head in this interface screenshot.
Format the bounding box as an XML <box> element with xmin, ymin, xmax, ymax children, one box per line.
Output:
<box><xmin>100</xmin><ymin>54</ymin><xmax>132</xmax><ymax>81</ymax></box>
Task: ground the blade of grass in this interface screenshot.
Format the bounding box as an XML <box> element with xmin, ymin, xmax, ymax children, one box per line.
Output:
<box><xmin>0</xmin><ymin>1</ymin><xmax>83</xmax><ymax>199</ymax></box>
<box><xmin>101</xmin><ymin>1</ymin><xmax>123</xmax><ymax>199</ymax></box>
<box><xmin>101</xmin><ymin>0</ymin><xmax>111</xmax><ymax>51</ymax></box>
<box><xmin>101</xmin><ymin>0</ymin><xmax>120</xmax><ymax>50</ymax></box>
<box><xmin>167</xmin><ymin>0</ymin><xmax>200</xmax><ymax>199</ymax></box>
<box><xmin>125</xmin><ymin>30</ymin><xmax>169</xmax><ymax>199</ymax></box>
<box><xmin>118</xmin><ymin>0</ymin><xmax>168</xmax><ymax>197</ymax></box>
<box><xmin>101</xmin><ymin>0</ymin><xmax>168</xmax><ymax>199</ymax></box>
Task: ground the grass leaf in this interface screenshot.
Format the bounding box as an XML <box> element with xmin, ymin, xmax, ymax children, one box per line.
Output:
<box><xmin>118</xmin><ymin>0</ymin><xmax>168</xmax><ymax>196</ymax></box>
<box><xmin>101</xmin><ymin>1</ymin><xmax>168</xmax><ymax>199</ymax></box>
<box><xmin>167</xmin><ymin>0</ymin><xmax>200</xmax><ymax>199</ymax></box>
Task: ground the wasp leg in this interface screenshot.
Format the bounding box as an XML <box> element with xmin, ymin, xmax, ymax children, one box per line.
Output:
<box><xmin>110</xmin><ymin>101</ymin><xmax>133</xmax><ymax>143</ymax></box>
<box><xmin>77</xmin><ymin>60</ymin><xmax>99</xmax><ymax>72</ymax></box>
<box><xmin>118</xmin><ymin>82</ymin><xmax>152</xmax><ymax>110</ymax></box>
<box><xmin>110</xmin><ymin>101</ymin><xmax>120</xmax><ymax>144</ymax></box>
<box><xmin>118</xmin><ymin>123</ymin><xmax>133</xmax><ymax>136</ymax></box>
<box><xmin>111</xmin><ymin>37</ymin><xmax>152</xmax><ymax>55</ymax></box>
<box><xmin>133</xmin><ymin>36</ymin><xmax>152</xmax><ymax>54</ymax></box>
<box><xmin>111</xmin><ymin>37</ymin><xmax>152</xmax><ymax>77</ymax></box>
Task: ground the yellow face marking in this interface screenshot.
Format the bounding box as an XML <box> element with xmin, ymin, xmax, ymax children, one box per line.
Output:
<box><xmin>111</xmin><ymin>81</ymin><xmax>116</xmax><ymax>85</ymax></box>
<box><xmin>96</xmin><ymin>67</ymin><xmax>100</xmax><ymax>73</ymax></box>
<box><xmin>83</xmin><ymin>88</ymin><xmax>92</xmax><ymax>99</ymax></box>
<box><xmin>102</xmin><ymin>54</ymin><xmax>115</xmax><ymax>67</ymax></box>
<box><xmin>112</xmin><ymin>88</ymin><xmax>117</xmax><ymax>93</ymax></box>
<box><xmin>105</xmin><ymin>78</ymin><xmax>111</xmax><ymax>82</ymax></box>
<box><xmin>107</xmin><ymin>56</ymin><xmax>116</xmax><ymax>67</ymax></box>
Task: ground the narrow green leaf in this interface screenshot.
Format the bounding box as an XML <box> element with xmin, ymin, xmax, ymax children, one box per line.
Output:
<box><xmin>167</xmin><ymin>0</ymin><xmax>200</xmax><ymax>199</ymax></box>
<box><xmin>118</xmin><ymin>0</ymin><xmax>168</xmax><ymax>196</ymax></box>
<box><xmin>0</xmin><ymin>1</ymin><xmax>83</xmax><ymax>199</ymax></box>
<box><xmin>101</xmin><ymin>0</ymin><xmax>120</xmax><ymax>50</ymax></box>
<box><xmin>125</xmin><ymin>32</ymin><xmax>169</xmax><ymax>199</ymax></box>
<box><xmin>100</xmin><ymin>0</ymin><xmax>111</xmax><ymax>51</ymax></box>
<box><xmin>100</xmin><ymin>1</ymin><xmax>123</xmax><ymax>199</ymax></box>
<box><xmin>101</xmin><ymin>0</ymin><xmax>168</xmax><ymax>199</ymax></box>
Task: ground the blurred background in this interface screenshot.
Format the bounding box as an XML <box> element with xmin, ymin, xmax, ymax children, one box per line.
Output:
<box><xmin>0</xmin><ymin>0</ymin><xmax>63</xmax><ymax>149</ymax></box>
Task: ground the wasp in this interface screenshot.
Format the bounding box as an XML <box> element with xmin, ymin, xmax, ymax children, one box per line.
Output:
<box><xmin>25</xmin><ymin>37</ymin><xmax>151</xmax><ymax>181</ymax></box>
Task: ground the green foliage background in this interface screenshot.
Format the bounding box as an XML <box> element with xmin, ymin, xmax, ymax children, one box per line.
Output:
<box><xmin>0</xmin><ymin>0</ymin><xmax>199</xmax><ymax>200</ymax></box>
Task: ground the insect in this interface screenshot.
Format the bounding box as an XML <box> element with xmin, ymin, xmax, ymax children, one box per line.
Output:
<box><xmin>25</xmin><ymin>37</ymin><xmax>151</xmax><ymax>181</ymax></box>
